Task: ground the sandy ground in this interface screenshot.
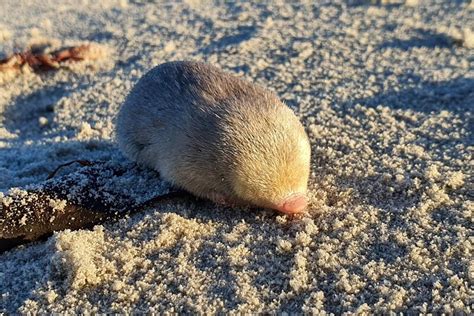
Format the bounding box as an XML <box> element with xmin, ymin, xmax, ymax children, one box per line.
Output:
<box><xmin>0</xmin><ymin>0</ymin><xmax>473</xmax><ymax>313</ymax></box>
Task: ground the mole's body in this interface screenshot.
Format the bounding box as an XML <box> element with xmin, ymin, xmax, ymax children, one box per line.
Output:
<box><xmin>116</xmin><ymin>61</ymin><xmax>310</xmax><ymax>214</ymax></box>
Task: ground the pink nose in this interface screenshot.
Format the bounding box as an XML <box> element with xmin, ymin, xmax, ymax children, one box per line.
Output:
<box><xmin>277</xmin><ymin>194</ymin><xmax>308</xmax><ymax>214</ymax></box>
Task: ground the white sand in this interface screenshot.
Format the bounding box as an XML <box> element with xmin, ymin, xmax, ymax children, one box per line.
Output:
<box><xmin>0</xmin><ymin>0</ymin><xmax>473</xmax><ymax>313</ymax></box>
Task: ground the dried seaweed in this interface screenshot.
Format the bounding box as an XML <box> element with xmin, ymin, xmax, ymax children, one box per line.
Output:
<box><xmin>0</xmin><ymin>44</ymin><xmax>102</xmax><ymax>73</ymax></box>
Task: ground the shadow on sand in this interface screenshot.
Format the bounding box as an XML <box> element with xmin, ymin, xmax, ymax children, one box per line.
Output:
<box><xmin>340</xmin><ymin>77</ymin><xmax>474</xmax><ymax>114</ymax></box>
<box><xmin>378</xmin><ymin>28</ymin><xmax>459</xmax><ymax>51</ymax></box>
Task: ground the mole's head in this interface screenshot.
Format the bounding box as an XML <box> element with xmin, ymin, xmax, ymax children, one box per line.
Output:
<box><xmin>223</xmin><ymin>103</ymin><xmax>311</xmax><ymax>215</ymax></box>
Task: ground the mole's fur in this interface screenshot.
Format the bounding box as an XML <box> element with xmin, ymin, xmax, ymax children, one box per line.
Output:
<box><xmin>116</xmin><ymin>61</ymin><xmax>311</xmax><ymax>214</ymax></box>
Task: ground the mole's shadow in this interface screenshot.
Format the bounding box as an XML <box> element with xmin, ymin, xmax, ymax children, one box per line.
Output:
<box><xmin>341</xmin><ymin>77</ymin><xmax>474</xmax><ymax>114</ymax></box>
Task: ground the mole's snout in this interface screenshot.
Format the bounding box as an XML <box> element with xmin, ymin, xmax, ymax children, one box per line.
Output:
<box><xmin>277</xmin><ymin>193</ymin><xmax>307</xmax><ymax>214</ymax></box>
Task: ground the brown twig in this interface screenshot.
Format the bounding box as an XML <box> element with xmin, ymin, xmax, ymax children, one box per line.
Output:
<box><xmin>1</xmin><ymin>162</ymin><xmax>188</xmax><ymax>253</ymax></box>
<box><xmin>46</xmin><ymin>159</ymin><xmax>95</xmax><ymax>179</ymax></box>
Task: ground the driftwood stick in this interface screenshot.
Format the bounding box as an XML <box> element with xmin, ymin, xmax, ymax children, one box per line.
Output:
<box><xmin>0</xmin><ymin>190</ymin><xmax>110</xmax><ymax>252</ymax></box>
<box><xmin>0</xmin><ymin>162</ymin><xmax>185</xmax><ymax>253</ymax></box>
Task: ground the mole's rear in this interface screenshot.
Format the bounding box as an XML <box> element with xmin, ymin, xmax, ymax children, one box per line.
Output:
<box><xmin>116</xmin><ymin>61</ymin><xmax>311</xmax><ymax>214</ymax></box>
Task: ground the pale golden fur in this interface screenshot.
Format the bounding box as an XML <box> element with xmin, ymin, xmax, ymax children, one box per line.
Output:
<box><xmin>116</xmin><ymin>61</ymin><xmax>310</xmax><ymax>211</ymax></box>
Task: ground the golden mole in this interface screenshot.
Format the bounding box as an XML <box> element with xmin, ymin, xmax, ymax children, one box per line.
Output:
<box><xmin>116</xmin><ymin>61</ymin><xmax>310</xmax><ymax>214</ymax></box>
